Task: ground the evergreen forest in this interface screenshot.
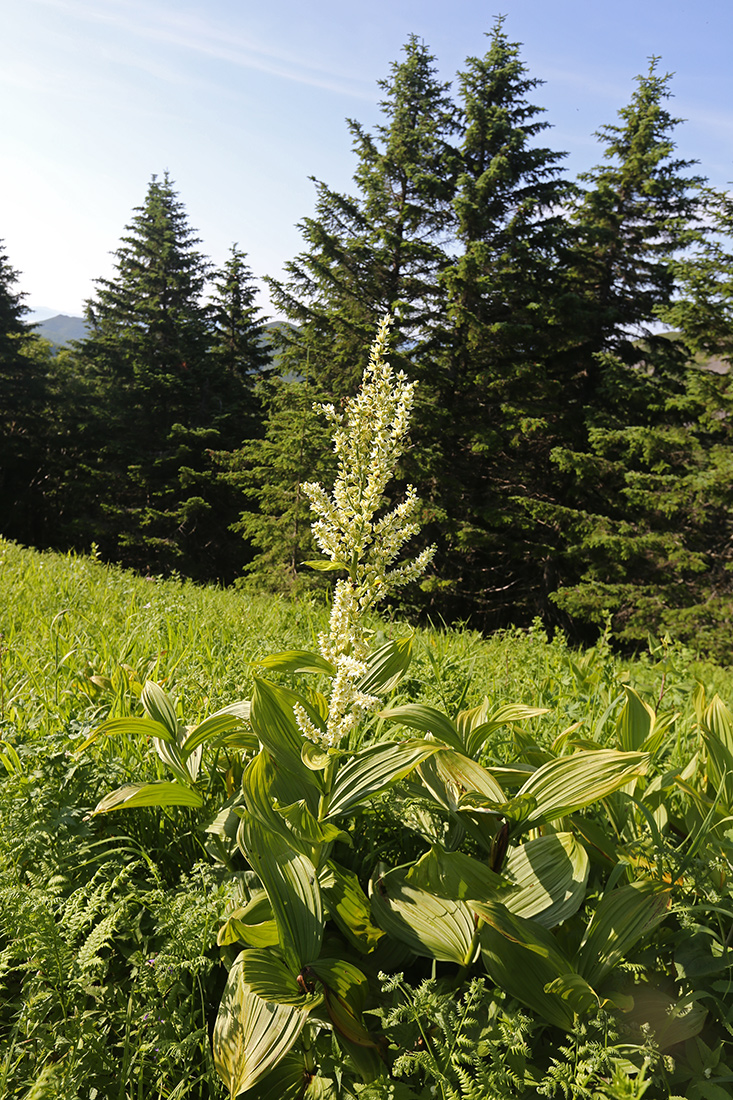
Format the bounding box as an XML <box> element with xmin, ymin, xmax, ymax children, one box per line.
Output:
<box><xmin>4</xmin><ymin>19</ymin><xmax>733</xmax><ymax>659</ymax></box>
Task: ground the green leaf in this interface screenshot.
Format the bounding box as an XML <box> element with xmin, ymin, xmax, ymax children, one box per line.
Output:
<box><xmin>703</xmin><ymin>695</ymin><xmax>733</xmax><ymax>756</ymax></box>
<box><xmin>217</xmin><ymin>893</ymin><xmax>279</xmax><ymax>948</ymax></box>
<box><xmin>418</xmin><ymin>749</ymin><xmax>507</xmax><ymax>812</ymax></box>
<box><xmin>239</xmin><ymin>948</ymin><xmax>322</xmax><ymax>1007</ymax></box>
<box><xmin>616</xmin><ymin>687</ymin><xmax>655</xmax><ymax>752</ymax></box>
<box><xmin>92</xmin><ymin>781</ymin><xmax>204</xmax><ymax>814</ymax></box>
<box><xmin>75</xmin><ymin>715</ymin><xmax>174</xmax><ymax>752</ymax></box>
<box><xmin>152</xmin><ymin>735</ymin><xmax>198</xmax><ymax>785</ymax></box>
<box><xmin>357</xmin><ymin>637</ymin><xmax>413</xmax><ymax>695</ymax></box>
<box><xmin>494</xmin><ymin>832</ymin><xmax>589</xmax><ymax>929</ymax></box>
<box><xmin>576</xmin><ymin>879</ymin><xmax>671</xmax><ymax>988</ymax></box>
<box><xmin>238</xmin><ymin>815</ymin><xmax>323</xmax><ymax>973</ymax></box>
<box><xmin>277</xmin><ymin>800</ymin><xmax>351</xmax><ymax>848</ymax></box>
<box><xmin>307</xmin><ymin>957</ymin><xmax>369</xmax><ymax>1006</ymax></box>
<box><xmin>141</xmin><ymin>680</ymin><xmax>179</xmax><ymax>737</ymax></box>
<box><xmin>213</xmin><ymin>950</ymin><xmax>308</xmax><ymax>1098</ymax></box>
<box><xmin>236</xmin><ymin>1054</ymin><xmax>309</xmax><ymax>1100</ymax></box>
<box><xmin>517</xmin><ymin>749</ymin><xmax>650</xmax><ymax>828</ymax></box>
<box><xmin>301</xmin><ymin>740</ymin><xmax>332</xmax><ymax>771</ymax></box>
<box><xmin>319</xmin><ymin>861</ymin><xmax>384</xmax><ymax>953</ymax></box>
<box><xmin>478</xmin><ymin>901</ymin><xmax>578</xmax><ymax>1030</ymax></box>
<box><xmin>544</xmin><ymin>973</ymin><xmax>601</xmax><ymax>1017</ymax></box>
<box><xmin>379</xmin><ymin>704</ymin><xmax>464</xmax><ymax>751</ymax></box>
<box><xmin>369</xmin><ymin>867</ymin><xmax>476</xmax><ymax>964</ymax></box>
<box><xmin>250</xmin><ymin>677</ymin><xmax>324</xmax><ymax>780</ymax></box>
<box><xmin>182</xmin><ymin>704</ymin><xmax>256</xmax><ymax>754</ymax></box>
<box><xmin>405</xmin><ymin>845</ymin><xmax>510</xmax><ymax>903</ymax></box>
<box><xmin>323</xmin><ymin>740</ymin><xmax>440</xmax><ymax>820</ymax></box>
<box><xmin>217</xmin><ymin>913</ymin><xmax>280</xmax><ymax>949</ymax></box>
<box><xmin>243</xmin><ymin>750</ymin><xmax>320</xmax><ymax>844</ymax></box>
<box><xmin>303</xmin><ymin>559</ymin><xmax>348</xmax><ymax>571</ymax></box>
<box><xmin>464</xmin><ymin>703</ymin><xmax>550</xmax><ymax>758</ymax></box>
<box><xmin>257</xmin><ymin>650</ymin><xmax>336</xmax><ymax>676</ymax></box>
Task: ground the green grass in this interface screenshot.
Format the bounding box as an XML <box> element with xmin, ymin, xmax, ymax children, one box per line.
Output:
<box><xmin>3</xmin><ymin>537</ymin><xmax>733</xmax><ymax>1098</ymax></box>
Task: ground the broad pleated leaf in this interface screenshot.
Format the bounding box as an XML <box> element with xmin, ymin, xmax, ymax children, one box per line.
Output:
<box><xmin>418</xmin><ymin>750</ymin><xmax>507</xmax><ymax>812</ymax></box>
<box><xmin>308</xmin><ymin>958</ymin><xmax>369</xmax><ymax>1006</ymax></box>
<box><xmin>703</xmin><ymin>695</ymin><xmax>733</xmax><ymax>756</ymax></box>
<box><xmin>75</xmin><ymin>715</ymin><xmax>174</xmax><ymax>752</ymax></box>
<box><xmin>517</xmin><ymin>749</ymin><xmax>650</xmax><ymax>828</ymax></box>
<box><xmin>238</xmin><ymin>815</ymin><xmax>323</xmax><ymax>973</ymax></box>
<box><xmin>217</xmin><ymin>912</ymin><xmax>280</xmax><ymax>949</ymax></box>
<box><xmin>319</xmin><ymin>861</ymin><xmax>384</xmax><ymax>952</ymax></box>
<box><xmin>576</xmin><ymin>879</ymin><xmax>671</xmax><ymax>988</ymax></box>
<box><xmin>323</xmin><ymin>740</ymin><xmax>439</xmax><ymax>819</ymax></box>
<box><xmin>478</xmin><ymin>901</ymin><xmax>578</xmax><ymax>1030</ymax></box>
<box><xmin>141</xmin><ymin>680</ymin><xmax>179</xmax><ymax>737</ymax></box>
<box><xmin>182</xmin><ymin>706</ymin><xmax>256</xmax><ymax>754</ymax></box>
<box><xmin>616</xmin><ymin>687</ymin><xmax>655</xmax><ymax>752</ymax></box>
<box><xmin>243</xmin><ymin>748</ymin><xmax>320</xmax><ymax>841</ymax></box>
<box><xmin>405</xmin><ymin>845</ymin><xmax>510</xmax><ymax>903</ymax></box>
<box><xmin>213</xmin><ymin>951</ymin><xmax>308</xmax><ymax>1098</ymax></box>
<box><xmin>257</xmin><ymin>650</ymin><xmax>336</xmax><ymax>676</ymax></box>
<box><xmin>624</xmin><ymin>988</ymin><xmax>706</xmax><ymax>1050</ymax></box>
<box><xmin>239</xmin><ymin>949</ymin><xmax>322</xmax><ymax>1007</ymax></box>
<box><xmin>93</xmin><ymin>781</ymin><xmax>203</xmax><ymax>814</ymax></box>
<box><xmin>379</xmin><ymin>705</ymin><xmax>464</xmax><ymax>751</ymax></box>
<box><xmin>302</xmin><ymin>740</ymin><xmax>332</xmax><ymax>770</ymax></box>
<box><xmin>544</xmin><ymin>973</ymin><xmax>601</xmax><ymax>1017</ymax></box>
<box><xmin>234</xmin><ymin>1054</ymin><xmax>308</xmax><ymax>1100</ymax></box>
<box><xmin>464</xmin><ymin>704</ymin><xmax>550</xmax><ymax>758</ymax></box>
<box><xmin>492</xmin><ymin>832</ymin><xmax>589</xmax><ymax>928</ymax></box>
<box><xmin>369</xmin><ymin>868</ymin><xmax>476</xmax><ymax>964</ymax></box>
<box><xmin>152</xmin><ymin>736</ymin><xmax>197</xmax><ymax>786</ymax></box>
<box><xmin>357</xmin><ymin>637</ymin><xmax>413</xmax><ymax>695</ymax></box>
<box><xmin>250</xmin><ymin>676</ymin><xmax>323</xmax><ymax>779</ymax></box>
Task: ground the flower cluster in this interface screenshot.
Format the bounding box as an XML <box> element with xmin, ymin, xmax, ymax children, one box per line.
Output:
<box><xmin>301</xmin><ymin>316</ymin><xmax>435</xmax><ymax>747</ymax></box>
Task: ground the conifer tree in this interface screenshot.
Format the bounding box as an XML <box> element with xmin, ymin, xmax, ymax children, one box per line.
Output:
<box><xmin>411</xmin><ymin>18</ymin><xmax>577</xmax><ymax>624</ymax></box>
<box><xmin>71</xmin><ymin>175</ymin><xmax>261</xmax><ymax>578</ymax></box>
<box><xmin>0</xmin><ymin>244</ymin><xmax>51</xmax><ymax>546</ymax></box>
<box><xmin>267</xmin><ymin>34</ymin><xmax>457</xmax><ymax>396</ymax></box>
<box><xmin>539</xmin><ymin>63</ymin><xmax>714</xmax><ymax>646</ymax></box>
<box><xmin>240</xmin><ymin>35</ymin><xmax>458</xmax><ymax>591</ymax></box>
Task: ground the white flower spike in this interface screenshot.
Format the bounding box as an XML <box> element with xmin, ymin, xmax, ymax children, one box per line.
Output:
<box><xmin>303</xmin><ymin>315</ymin><xmax>435</xmax><ymax>748</ymax></box>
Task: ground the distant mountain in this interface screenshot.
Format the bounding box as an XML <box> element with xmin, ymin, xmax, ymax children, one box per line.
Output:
<box><xmin>33</xmin><ymin>314</ymin><xmax>88</xmax><ymax>348</ymax></box>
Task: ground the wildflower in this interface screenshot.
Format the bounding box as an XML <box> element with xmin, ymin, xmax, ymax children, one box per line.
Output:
<box><xmin>303</xmin><ymin>316</ymin><xmax>435</xmax><ymax>747</ymax></box>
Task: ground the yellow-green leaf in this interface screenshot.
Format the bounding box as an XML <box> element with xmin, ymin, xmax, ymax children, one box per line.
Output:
<box><xmin>517</xmin><ymin>749</ymin><xmax>650</xmax><ymax>828</ymax></box>
<box><xmin>495</xmin><ymin>832</ymin><xmax>589</xmax><ymax>928</ymax></box>
<box><xmin>576</xmin><ymin>879</ymin><xmax>671</xmax><ymax>988</ymax></box>
<box><xmin>238</xmin><ymin>816</ymin><xmax>323</xmax><ymax>973</ymax></box>
<box><xmin>478</xmin><ymin>901</ymin><xmax>577</xmax><ymax>1030</ymax></box>
<box><xmin>323</xmin><ymin>740</ymin><xmax>439</xmax><ymax>820</ymax></box>
<box><xmin>141</xmin><ymin>680</ymin><xmax>179</xmax><ymax>738</ymax></box>
<box><xmin>213</xmin><ymin>951</ymin><xmax>308</xmax><ymax>1098</ymax></box>
<box><xmin>369</xmin><ymin>868</ymin><xmax>476</xmax><ymax>965</ymax></box>
<box><xmin>93</xmin><ymin>781</ymin><xmax>203</xmax><ymax>814</ymax></box>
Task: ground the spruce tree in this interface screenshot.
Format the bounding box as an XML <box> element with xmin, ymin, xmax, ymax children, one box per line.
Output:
<box><xmin>539</xmin><ymin>63</ymin><xmax>713</xmax><ymax>647</ymax></box>
<box><xmin>241</xmin><ymin>35</ymin><xmax>458</xmax><ymax>591</ymax></box>
<box><xmin>72</xmin><ymin>175</ymin><xmax>261</xmax><ymax>579</ymax></box>
<box><xmin>411</xmin><ymin>18</ymin><xmax>577</xmax><ymax>625</ymax></box>
<box><xmin>267</xmin><ymin>34</ymin><xmax>457</xmax><ymax>395</ymax></box>
<box><xmin>0</xmin><ymin>244</ymin><xmax>51</xmax><ymax>547</ymax></box>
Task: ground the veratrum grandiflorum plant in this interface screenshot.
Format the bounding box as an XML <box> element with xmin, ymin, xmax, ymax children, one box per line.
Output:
<box><xmin>296</xmin><ymin>314</ymin><xmax>435</xmax><ymax>749</ymax></box>
<box><xmin>86</xmin><ymin>319</ymin><xmax>678</xmax><ymax>1100</ymax></box>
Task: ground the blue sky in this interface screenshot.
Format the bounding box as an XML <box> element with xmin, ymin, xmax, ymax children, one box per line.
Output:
<box><xmin>2</xmin><ymin>0</ymin><xmax>732</xmax><ymax>316</ymax></box>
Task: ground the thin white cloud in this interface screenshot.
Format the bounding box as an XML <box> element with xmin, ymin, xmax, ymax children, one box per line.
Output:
<box><xmin>24</xmin><ymin>0</ymin><xmax>377</xmax><ymax>100</ymax></box>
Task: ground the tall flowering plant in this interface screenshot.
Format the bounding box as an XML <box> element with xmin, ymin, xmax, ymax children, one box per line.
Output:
<box><xmin>296</xmin><ymin>315</ymin><xmax>434</xmax><ymax>749</ymax></box>
<box><xmin>87</xmin><ymin>320</ymin><xmax>659</xmax><ymax>1099</ymax></box>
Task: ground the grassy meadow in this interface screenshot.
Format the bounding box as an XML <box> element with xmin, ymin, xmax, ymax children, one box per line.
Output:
<box><xmin>3</xmin><ymin>537</ymin><xmax>733</xmax><ymax>1098</ymax></box>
